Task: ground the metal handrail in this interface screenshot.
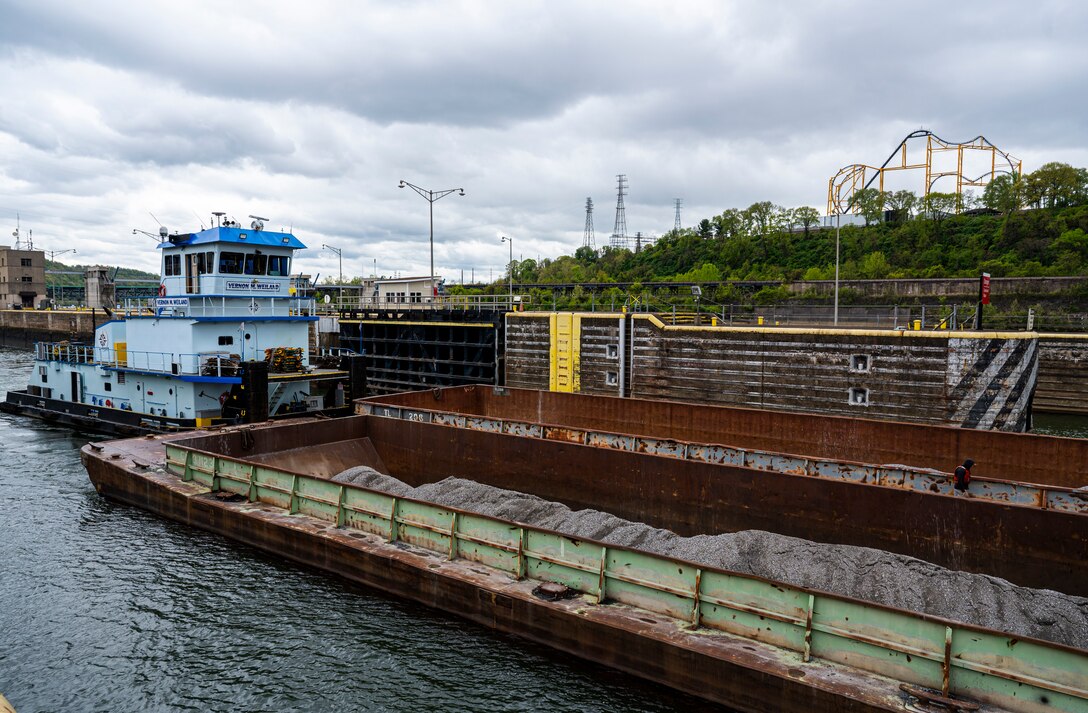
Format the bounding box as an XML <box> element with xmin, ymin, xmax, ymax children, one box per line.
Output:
<box><xmin>122</xmin><ymin>295</ymin><xmax>317</xmax><ymax>318</ymax></box>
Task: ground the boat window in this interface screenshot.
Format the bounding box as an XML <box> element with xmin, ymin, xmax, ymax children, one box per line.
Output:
<box><xmin>164</xmin><ymin>254</ymin><xmax>181</xmax><ymax>276</ymax></box>
<box><xmin>218</xmin><ymin>336</ymin><xmax>234</xmax><ymax>346</ymax></box>
<box><xmin>219</xmin><ymin>252</ymin><xmax>244</xmax><ymax>274</ymax></box>
<box><xmin>196</xmin><ymin>251</ymin><xmax>217</xmax><ymax>275</ymax></box>
<box><xmin>104</xmin><ymin>382</ymin><xmax>112</xmax><ymax>392</ymax></box>
<box><xmin>243</xmin><ymin>253</ymin><xmax>269</xmax><ymax>275</ymax></box>
<box><xmin>267</xmin><ymin>255</ymin><xmax>289</xmax><ymax>277</ymax></box>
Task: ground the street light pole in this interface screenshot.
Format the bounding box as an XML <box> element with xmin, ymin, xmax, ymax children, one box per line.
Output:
<box><xmin>501</xmin><ymin>236</ymin><xmax>513</xmax><ymax>307</ymax></box>
<box><xmin>834</xmin><ymin>211</ymin><xmax>840</xmax><ymax>326</ymax></box>
<box><xmin>399</xmin><ymin>180</ymin><xmax>465</xmax><ymax>299</ymax></box>
<box><xmin>45</xmin><ymin>248</ymin><xmax>76</xmax><ymax>306</ymax></box>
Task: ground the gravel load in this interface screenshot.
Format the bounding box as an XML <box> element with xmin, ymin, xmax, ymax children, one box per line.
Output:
<box><xmin>331</xmin><ymin>465</ymin><xmax>411</xmax><ymax>496</ymax></box>
<box><xmin>335</xmin><ymin>470</ymin><xmax>1088</xmax><ymax>649</ymax></box>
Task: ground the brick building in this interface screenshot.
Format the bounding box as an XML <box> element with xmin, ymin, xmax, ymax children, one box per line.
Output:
<box><xmin>0</xmin><ymin>246</ymin><xmax>47</xmax><ymax>308</ymax></box>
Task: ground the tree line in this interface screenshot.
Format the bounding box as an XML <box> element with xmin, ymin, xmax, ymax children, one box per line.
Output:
<box><xmin>479</xmin><ymin>161</ymin><xmax>1088</xmax><ymax>291</ymax></box>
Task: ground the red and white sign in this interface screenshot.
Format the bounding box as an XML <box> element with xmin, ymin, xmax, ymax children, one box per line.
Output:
<box><xmin>980</xmin><ymin>273</ymin><xmax>991</xmax><ymax>305</ymax></box>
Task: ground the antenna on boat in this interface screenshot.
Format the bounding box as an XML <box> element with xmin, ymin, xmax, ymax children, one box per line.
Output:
<box><xmin>148</xmin><ymin>211</ymin><xmax>163</xmax><ymax>227</ymax></box>
<box><xmin>212</xmin><ymin>211</ymin><xmax>226</xmax><ymax>228</ymax></box>
<box><xmin>191</xmin><ymin>210</ymin><xmax>206</xmax><ymax>230</ymax></box>
<box><xmin>248</xmin><ymin>215</ymin><xmax>269</xmax><ymax>231</ymax></box>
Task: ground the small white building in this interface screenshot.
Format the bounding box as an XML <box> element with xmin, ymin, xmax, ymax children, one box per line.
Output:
<box><xmin>359</xmin><ymin>276</ymin><xmax>443</xmax><ymax>305</ymax></box>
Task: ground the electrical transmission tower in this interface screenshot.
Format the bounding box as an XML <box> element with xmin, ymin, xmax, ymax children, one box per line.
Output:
<box><xmin>673</xmin><ymin>199</ymin><xmax>682</xmax><ymax>233</ymax></box>
<box><xmin>583</xmin><ymin>197</ymin><xmax>595</xmax><ymax>249</ymax></box>
<box><xmin>610</xmin><ymin>174</ymin><xmax>628</xmax><ymax>249</ymax></box>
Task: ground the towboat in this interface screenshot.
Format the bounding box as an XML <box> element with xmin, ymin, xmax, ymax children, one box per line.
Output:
<box><xmin>1</xmin><ymin>218</ymin><xmax>364</xmax><ymax>435</ymax></box>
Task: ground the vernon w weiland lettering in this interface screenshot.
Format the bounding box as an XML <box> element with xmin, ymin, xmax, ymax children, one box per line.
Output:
<box><xmin>225</xmin><ymin>281</ymin><xmax>281</xmax><ymax>292</ymax></box>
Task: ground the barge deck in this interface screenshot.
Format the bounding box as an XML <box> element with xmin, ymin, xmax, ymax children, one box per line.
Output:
<box><xmin>81</xmin><ymin>423</ymin><xmax>1088</xmax><ymax>713</ymax></box>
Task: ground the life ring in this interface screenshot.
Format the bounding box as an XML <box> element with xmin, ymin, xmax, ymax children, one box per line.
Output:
<box><xmin>105</xmin><ymin>399</ymin><xmax>113</xmax><ymax>408</ymax></box>
<box><xmin>158</xmin><ymin>283</ymin><xmax>167</xmax><ymax>297</ymax></box>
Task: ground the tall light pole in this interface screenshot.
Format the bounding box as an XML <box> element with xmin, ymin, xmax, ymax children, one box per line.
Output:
<box><xmin>322</xmin><ymin>244</ymin><xmax>343</xmax><ymax>308</ymax></box>
<box><xmin>834</xmin><ymin>211</ymin><xmax>841</xmax><ymax>326</ymax></box>
<box><xmin>399</xmin><ymin>180</ymin><xmax>464</xmax><ymax>298</ymax></box>
<box><xmin>501</xmin><ymin>236</ymin><xmax>514</xmax><ymax>306</ymax></box>
<box><xmin>46</xmin><ymin>248</ymin><xmax>76</xmax><ymax>306</ymax></box>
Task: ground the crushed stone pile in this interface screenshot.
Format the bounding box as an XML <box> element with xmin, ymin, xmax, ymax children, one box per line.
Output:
<box><xmin>333</xmin><ymin>470</ymin><xmax>1088</xmax><ymax>650</ymax></box>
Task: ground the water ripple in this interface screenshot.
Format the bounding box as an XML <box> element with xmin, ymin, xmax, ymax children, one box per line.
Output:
<box><xmin>0</xmin><ymin>348</ymin><xmax>719</xmax><ymax>713</ymax></box>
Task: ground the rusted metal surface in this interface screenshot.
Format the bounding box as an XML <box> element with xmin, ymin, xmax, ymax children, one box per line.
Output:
<box><xmin>361</xmin><ymin>386</ymin><xmax>1088</xmax><ymax>489</ymax></box>
<box><xmin>82</xmin><ymin>428</ymin><xmax>1088</xmax><ymax>712</ymax></box>
<box><xmin>367</xmin><ymin>415</ymin><xmax>1088</xmax><ymax>596</ymax></box>
<box><xmin>357</xmin><ymin>396</ymin><xmax>1088</xmax><ymax>515</ymax></box>
<box><xmin>169</xmin><ymin>411</ymin><xmax>1088</xmax><ymax>597</ymax></box>
<box><xmin>82</xmin><ymin>435</ymin><xmax>916</xmax><ymax>713</ymax></box>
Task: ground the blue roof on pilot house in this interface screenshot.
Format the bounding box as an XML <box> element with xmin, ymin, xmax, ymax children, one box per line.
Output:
<box><xmin>157</xmin><ymin>226</ymin><xmax>306</xmax><ymax>250</ymax></box>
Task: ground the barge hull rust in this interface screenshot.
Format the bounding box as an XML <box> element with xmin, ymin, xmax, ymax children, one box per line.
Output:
<box><xmin>363</xmin><ymin>417</ymin><xmax>1087</xmax><ymax>597</ymax></box>
<box><xmin>82</xmin><ymin>442</ymin><xmax>911</xmax><ymax>713</ymax></box>
<box><xmin>166</xmin><ymin>415</ymin><xmax>1088</xmax><ymax>597</ymax></box>
<box><xmin>365</xmin><ymin>387</ymin><xmax>1088</xmax><ymax>489</ymax></box>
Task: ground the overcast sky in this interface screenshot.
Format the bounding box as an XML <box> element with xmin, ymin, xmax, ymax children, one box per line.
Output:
<box><xmin>0</xmin><ymin>1</ymin><xmax>1085</xmax><ymax>281</ymax></box>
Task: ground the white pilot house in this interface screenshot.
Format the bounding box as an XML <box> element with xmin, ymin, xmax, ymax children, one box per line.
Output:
<box><xmin>3</xmin><ymin>219</ymin><xmax>362</xmax><ymax>434</ymax></box>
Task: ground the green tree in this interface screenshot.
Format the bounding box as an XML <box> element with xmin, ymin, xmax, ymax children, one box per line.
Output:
<box><xmin>921</xmin><ymin>192</ymin><xmax>958</xmax><ymax>220</ymax></box>
<box><xmin>1050</xmin><ymin>228</ymin><xmax>1088</xmax><ymax>272</ymax></box>
<box><xmin>744</xmin><ymin>201</ymin><xmax>778</xmax><ymax>258</ymax></box>
<box><xmin>1022</xmin><ymin>162</ymin><xmax>1088</xmax><ymax>209</ymax></box>
<box><xmin>883</xmin><ymin>189</ymin><xmax>918</xmax><ymax>214</ymax></box>
<box><xmin>712</xmin><ymin>208</ymin><xmax>746</xmax><ymax>241</ymax></box>
<box><xmin>574</xmin><ymin>246</ymin><xmax>598</xmax><ymax>264</ymax></box>
<box><xmin>793</xmin><ymin>206</ymin><xmax>821</xmax><ymax>236</ymax></box>
<box><xmin>982</xmin><ymin>174</ymin><xmax>1023</xmax><ymax>213</ymax></box>
<box><xmin>852</xmin><ymin>188</ymin><xmax>885</xmax><ymax>225</ymax></box>
<box><xmin>858</xmin><ymin>251</ymin><xmax>892</xmax><ymax>278</ymax></box>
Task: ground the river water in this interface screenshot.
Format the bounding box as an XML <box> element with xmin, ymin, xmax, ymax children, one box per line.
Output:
<box><xmin>0</xmin><ymin>348</ymin><xmax>714</xmax><ymax>713</ymax></box>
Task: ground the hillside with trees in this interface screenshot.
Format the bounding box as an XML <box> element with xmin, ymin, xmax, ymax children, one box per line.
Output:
<box><xmin>490</xmin><ymin>162</ymin><xmax>1088</xmax><ymax>291</ymax></box>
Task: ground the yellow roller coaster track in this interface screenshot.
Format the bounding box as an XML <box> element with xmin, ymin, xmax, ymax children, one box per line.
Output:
<box><xmin>827</xmin><ymin>130</ymin><xmax>1022</xmax><ymax>215</ymax></box>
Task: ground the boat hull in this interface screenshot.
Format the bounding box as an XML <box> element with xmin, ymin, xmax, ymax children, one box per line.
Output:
<box><xmin>80</xmin><ymin>431</ymin><xmax>919</xmax><ymax>713</ymax></box>
<box><xmin>1</xmin><ymin>389</ymin><xmax>193</xmax><ymax>435</ymax></box>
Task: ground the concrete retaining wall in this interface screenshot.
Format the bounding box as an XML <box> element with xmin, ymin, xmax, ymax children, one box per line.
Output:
<box><xmin>1036</xmin><ymin>335</ymin><xmax>1088</xmax><ymax>415</ymax></box>
<box><xmin>506</xmin><ymin>313</ymin><xmax>1039</xmax><ymax>431</ymax></box>
<box><xmin>0</xmin><ymin>309</ymin><xmax>96</xmax><ymax>348</ymax></box>
<box><xmin>787</xmin><ymin>275</ymin><xmax>1088</xmax><ymax>299</ymax></box>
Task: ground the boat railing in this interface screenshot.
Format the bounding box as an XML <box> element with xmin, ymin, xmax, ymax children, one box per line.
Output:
<box><xmin>91</xmin><ymin>347</ymin><xmax>243</xmax><ymax>377</ymax></box>
<box><xmin>121</xmin><ymin>296</ymin><xmax>317</xmax><ymax>318</ymax></box>
<box><xmin>35</xmin><ymin>342</ymin><xmax>95</xmax><ymax>364</ymax></box>
<box><xmin>315</xmin><ymin>293</ymin><xmax>527</xmax><ymax>314</ymax></box>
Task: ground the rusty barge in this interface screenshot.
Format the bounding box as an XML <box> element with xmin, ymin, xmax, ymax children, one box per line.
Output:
<box><xmin>353</xmin><ymin>386</ymin><xmax>1088</xmax><ymax>597</ymax></box>
<box><xmin>81</xmin><ymin>388</ymin><xmax>1088</xmax><ymax>712</ymax></box>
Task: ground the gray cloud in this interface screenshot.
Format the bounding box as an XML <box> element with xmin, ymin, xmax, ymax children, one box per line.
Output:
<box><xmin>0</xmin><ymin>1</ymin><xmax>1085</xmax><ymax>279</ymax></box>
